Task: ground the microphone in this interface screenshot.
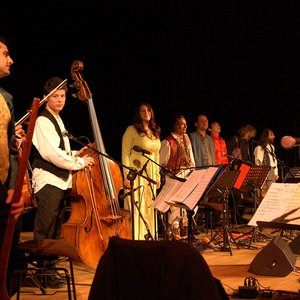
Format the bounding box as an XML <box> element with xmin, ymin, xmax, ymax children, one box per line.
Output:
<box><xmin>280</xmin><ymin>136</ymin><xmax>300</xmax><ymax>150</ymax></box>
<box><xmin>132</xmin><ymin>145</ymin><xmax>152</xmax><ymax>155</ymax></box>
<box><xmin>119</xmin><ymin>186</ymin><xmax>143</xmax><ymax>201</ymax></box>
<box><xmin>62</xmin><ymin>130</ymin><xmax>74</xmax><ymax>139</ymax></box>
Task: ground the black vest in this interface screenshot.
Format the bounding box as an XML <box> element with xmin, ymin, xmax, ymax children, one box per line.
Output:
<box><xmin>32</xmin><ymin>109</ymin><xmax>69</xmax><ymax>180</ymax></box>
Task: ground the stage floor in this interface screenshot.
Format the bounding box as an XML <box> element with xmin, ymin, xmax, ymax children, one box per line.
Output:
<box><xmin>11</xmin><ymin>226</ymin><xmax>300</xmax><ymax>300</ymax></box>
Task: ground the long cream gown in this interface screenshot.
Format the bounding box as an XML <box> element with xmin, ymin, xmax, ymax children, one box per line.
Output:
<box><xmin>122</xmin><ymin>125</ymin><xmax>161</xmax><ymax>240</ymax></box>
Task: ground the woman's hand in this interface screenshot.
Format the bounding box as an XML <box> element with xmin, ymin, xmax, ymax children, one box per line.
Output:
<box><xmin>156</xmin><ymin>180</ymin><xmax>161</xmax><ymax>190</ymax></box>
<box><xmin>123</xmin><ymin>178</ymin><xmax>131</xmax><ymax>189</ymax></box>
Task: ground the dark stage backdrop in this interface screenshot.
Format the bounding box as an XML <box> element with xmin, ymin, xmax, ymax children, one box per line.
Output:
<box><xmin>2</xmin><ymin>1</ymin><xmax>300</xmax><ymax>171</ymax></box>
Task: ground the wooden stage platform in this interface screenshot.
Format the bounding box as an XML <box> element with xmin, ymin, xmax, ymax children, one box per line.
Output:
<box><xmin>11</xmin><ymin>226</ymin><xmax>300</xmax><ymax>300</ymax></box>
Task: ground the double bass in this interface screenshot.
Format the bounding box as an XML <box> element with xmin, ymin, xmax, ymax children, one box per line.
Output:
<box><xmin>62</xmin><ymin>60</ymin><xmax>132</xmax><ymax>268</ymax></box>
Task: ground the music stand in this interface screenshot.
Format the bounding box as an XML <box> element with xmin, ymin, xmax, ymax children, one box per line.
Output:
<box><xmin>283</xmin><ymin>167</ymin><xmax>300</xmax><ymax>183</ymax></box>
<box><xmin>236</xmin><ymin>164</ymin><xmax>271</xmax><ymax>247</ymax></box>
<box><xmin>204</xmin><ymin>168</ymin><xmax>240</xmax><ymax>256</ymax></box>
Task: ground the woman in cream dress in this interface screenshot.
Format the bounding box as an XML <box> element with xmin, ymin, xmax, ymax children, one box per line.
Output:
<box><xmin>122</xmin><ymin>102</ymin><xmax>161</xmax><ymax>240</ymax></box>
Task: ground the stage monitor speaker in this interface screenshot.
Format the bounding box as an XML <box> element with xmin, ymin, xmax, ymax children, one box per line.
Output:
<box><xmin>289</xmin><ymin>234</ymin><xmax>300</xmax><ymax>254</ymax></box>
<box><xmin>248</xmin><ymin>236</ymin><xmax>296</xmax><ymax>277</ymax></box>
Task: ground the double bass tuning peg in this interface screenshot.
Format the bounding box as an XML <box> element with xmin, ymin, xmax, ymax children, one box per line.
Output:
<box><xmin>69</xmin><ymin>83</ymin><xmax>79</xmax><ymax>99</ymax></box>
<box><xmin>70</xmin><ymin>80</ymin><xmax>89</xmax><ymax>101</ymax></box>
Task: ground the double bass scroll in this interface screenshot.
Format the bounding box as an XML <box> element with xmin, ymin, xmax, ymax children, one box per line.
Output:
<box><xmin>62</xmin><ymin>60</ymin><xmax>131</xmax><ymax>269</ymax></box>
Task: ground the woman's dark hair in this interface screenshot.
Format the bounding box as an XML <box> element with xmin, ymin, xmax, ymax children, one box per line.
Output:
<box><xmin>133</xmin><ymin>102</ymin><xmax>161</xmax><ymax>138</ymax></box>
<box><xmin>257</xmin><ymin>128</ymin><xmax>273</xmax><ymax>145</ymax></box>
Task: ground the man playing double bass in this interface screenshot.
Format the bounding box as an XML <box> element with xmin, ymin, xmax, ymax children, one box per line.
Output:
<box><xmin>31</xmin><ymin>76</ymin><xmax>94</xmax><ymax>289</ymax></box>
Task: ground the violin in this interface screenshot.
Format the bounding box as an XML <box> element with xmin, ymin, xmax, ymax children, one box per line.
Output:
<box><xmin>0</xmin><ymin>98</ymin><xmax>40</xmax><ymax>299</ymax></box>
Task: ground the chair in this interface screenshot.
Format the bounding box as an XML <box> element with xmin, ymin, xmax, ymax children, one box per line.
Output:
<box><xmin>88</xmin><ymin>237</ymin><xmax>228</xmax><ymax>300</ymax></box>
<box><xmin>13</xmin><ymin>239</ymin><xmax>79</xmax><ymax>300</ymax></box>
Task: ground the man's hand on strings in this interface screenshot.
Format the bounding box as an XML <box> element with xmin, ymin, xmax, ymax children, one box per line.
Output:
<box><xmin>75</xmin><ymin>146</ymin><xmax>89</xmax><ymax>157</ymax></box>
<box><xmin>82</xmin><ymin>155</ymin><xmax>94</xmax><ymax>168</ymax></box>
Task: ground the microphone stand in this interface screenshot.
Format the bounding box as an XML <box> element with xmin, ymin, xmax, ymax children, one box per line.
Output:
<box><xmin>140</xmin><ymin>154</ymin><xmax>188</xmax><ymax>240</ymax></box>
<box><xmin>126</xmin><ymin>168</ymin><xmax>154</xmax><ymax>241</ymax></box>
<box><xmin>138</xmin><ymin>158</ymin><xmax>159</xmax><ymax>240</ymax></box>
<box><xmin>65</xmin><ymin>132</ymin><xmax>156</xmax><ymax>241</ymax></box>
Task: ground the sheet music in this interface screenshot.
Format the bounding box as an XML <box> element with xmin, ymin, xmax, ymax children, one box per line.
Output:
<box><xmin>153</xmin><ymin>166</ymin><xmax>220</xmax><ymax>212</ymax></box>
<box><xmin>167</xmin><ymin>170</ymin><xmax>204</xmax><ymax>203</ymax></box>
<box><xmin>248</xmin><ymin>183</ymin><xmax>300</xmax><ymax>226</ymax></box>
<box><xmin>152</xmin><ymin>178</ymin><xmax>185</xmax><ymax>212</ymax></box>
<box><xmin>169</xmin><ymin>167</ymin><xmax>219</xmax><ymax>210</ymax></box>
<box><xmin>284</xmin><ymin>185</ymin><xmax>300</xmax><ymax>224</ymax></box>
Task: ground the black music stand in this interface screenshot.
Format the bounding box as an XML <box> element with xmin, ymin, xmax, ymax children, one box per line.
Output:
<box><xmin>283</xmin><ymin>167</ymin><xmax>300</xmax><ymax>183</ymax></box>
<box><xmin>236</xmin><ymin>165</ymin><xmax>271</xmax><ymax>247</ymax></box>
<box><xmin>204</xmin><ymin>169</ymin><xmax>240</xmax><ymax>256</ymax></box>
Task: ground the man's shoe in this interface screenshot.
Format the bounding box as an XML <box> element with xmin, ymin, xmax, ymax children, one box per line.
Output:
<box><xmin>48</xmin><ymin>270</ymin><xmax>67</xmax><ymax>284</ymax></box>
<box><xmin>35</xmin><ymin>270</ymin><xmax>65</xmax><ymax>289</ymax></box>
<box><xmin>42</xmin><ymin>275</ymin><xmax>64</xmax><ymax>289</ymax></box>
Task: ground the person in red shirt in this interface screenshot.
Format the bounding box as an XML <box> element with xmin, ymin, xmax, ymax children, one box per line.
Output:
<box><xmin>208</xmin><ymin>121</ymin><xmax>228</xmax><ymax>165</ymax></box>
